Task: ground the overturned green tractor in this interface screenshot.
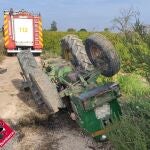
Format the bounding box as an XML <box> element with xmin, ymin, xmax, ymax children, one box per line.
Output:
<box><xmin>44</xmin><ymin>33</ymin><xmax>122</xmax><ymax>140</ymax></box>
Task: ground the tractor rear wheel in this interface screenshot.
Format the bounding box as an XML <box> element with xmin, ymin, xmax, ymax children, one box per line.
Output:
<box><xmin>85</xmin><ymin>33</ymin><xmax>120</xmax><ymax>77</ymax></box>
<box><xmin>61</xmin><ymin>35</ymin><xmax>93</xmax><ymax>71</ymax></box>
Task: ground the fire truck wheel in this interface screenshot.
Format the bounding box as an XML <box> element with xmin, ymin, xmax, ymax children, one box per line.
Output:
<box><xmin>61</xmin><ymin>35</ymin><xmax>93</xmax><ymax>71</ymax></box>
<box><xmin>85</xmin><ymin>33</ymin><xmax>120</xmax><ymax>77</ymax></box>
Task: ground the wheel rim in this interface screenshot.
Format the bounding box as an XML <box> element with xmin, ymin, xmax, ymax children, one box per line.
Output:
<box><xmin>91</xmin><ymin>45</ymin><xmax>102</xmax><ymax>60</ymax></box>
<box><xmin>90</xmin><ymin>45</ymin><xmax>109</xmax><ymax>71</ymax></box>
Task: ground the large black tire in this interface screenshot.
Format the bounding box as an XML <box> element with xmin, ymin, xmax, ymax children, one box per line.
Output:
<box><xmin>85</xmin><ymin>33</ymin><xmax>120</xmax><ymax>77</ymax></box>
<box><xmin>61</xmin><ymin>35</ymin><xmax>93</xmax><ymax>71</ymax></box>
<box><xmin>17</xmin><ymin>50</ymin><xmax>61</xmax><ymax>113</ymax></box>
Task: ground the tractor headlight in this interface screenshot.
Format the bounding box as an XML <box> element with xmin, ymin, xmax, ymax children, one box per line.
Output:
<box><xmin>94</xmin><ymin>104</ymin><xmax>110</xmax><ymax>119</ymax></box>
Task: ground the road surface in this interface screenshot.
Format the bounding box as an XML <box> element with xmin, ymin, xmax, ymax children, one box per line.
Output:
<box><xmin>0</xmin><ymin>56</ymin><xmax>112</xmax><ymax>150</ymax></box>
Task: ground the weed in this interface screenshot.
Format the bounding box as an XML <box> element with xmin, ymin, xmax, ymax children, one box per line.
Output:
<box><xmin>117</xmin><ymin>74</ymin><xmax>150</xmax><ymax>97</ymax></box>
<box><xmin>108</xmin><ymin>97</ymin><xmax>150</xmax><ymax>150</ymax></box>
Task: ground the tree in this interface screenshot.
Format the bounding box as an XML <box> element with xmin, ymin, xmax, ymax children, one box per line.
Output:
<box><xmin>112</xmin><ymin>8</ymin><xmax>139</xmax><ymax>34</ymax></box>
<box><xmin>67</xmin><ymin>28</ymin><xmax>76</xmax><ymax>32</ymax></box>
<box><xmin>50</xmin><ymin>21</ymin><xmax>57</xmax><ymax>31</ymax></box>
<box><xmin>79</xmin><ymin>28</ymin><xmax>87</xmax><ymax>32</ymax></box>
<box><xmin>104</xmin><ymin>28</ymin><xmax>109</xmax><ymax>32</ymax></box>
<box><xmin>133</xmin><ymin>18</ymin><xmax>146</xmax><ymax>37</ymax></box>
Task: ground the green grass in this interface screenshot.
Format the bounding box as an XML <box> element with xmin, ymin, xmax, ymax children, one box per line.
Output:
<box><xmin>108</xmin><ymin>96</ymin><xmax>150</xmax><ymax>150</ymax></box>
<box><xmin>108</xmin><ymin>115</ymin><xmax>148</xmax><ymax>150</ymax></box>
<box><xmin>117</xmin><ymin>74</ymin><xmax>150</xmax><ymax>97</ymax></box>
<box><xmin>104</xmin><ymin>73</ymin><xmax>150</xmax><ymax>150</ymax></box>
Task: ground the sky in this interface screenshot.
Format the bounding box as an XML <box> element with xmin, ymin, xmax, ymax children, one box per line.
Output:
<box><xmin>0</xmin><ymin>0</ymin><xmax>149</xmax><ymax>31</ymax></box>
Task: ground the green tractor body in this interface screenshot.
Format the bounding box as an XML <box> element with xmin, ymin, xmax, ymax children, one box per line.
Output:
<box><xmin>44</xmin><ymin>33</ymin><xmax>122</xmax><ymax>139</ymax></box>
<box><xmin>46</xmin><ymin>62</ymin><xmax>122</xmax><ymax>139</ymax></box>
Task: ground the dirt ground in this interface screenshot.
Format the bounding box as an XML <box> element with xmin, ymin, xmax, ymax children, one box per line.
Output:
<box><xmin>0</xmin><ymin>56</ymin><xmax>112</xmax><ymax>150</ymax></box>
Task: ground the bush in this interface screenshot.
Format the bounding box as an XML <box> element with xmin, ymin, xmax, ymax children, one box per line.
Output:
<box><xmin>43</xmin><ymin>31</ymin><xmax>90</xmax><ymax>56</ymax></box>
<box><xmin>108</xmin><ymin>97</ymin><xmax>150</xmax><ymax>150</ymax></box>
<box><xmin>105</xmin><ymin>73</ymin><xmax>150</xmax><ymax>150</ymax></box>
<box><xmin>117</xmin><ymin>74</ymin><xmax>150</xmax><ymax>97</ymax></box>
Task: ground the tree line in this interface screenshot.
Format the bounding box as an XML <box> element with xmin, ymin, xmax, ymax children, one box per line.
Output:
<box><xmin>49</xmin><ymin>7</ymin><xmax>150</xmax><ymax>35</ymax></box>
<box><xmin>49</xmin><ymin>20</ymin><xmax>87</xmax><ymax>32</ymax></box>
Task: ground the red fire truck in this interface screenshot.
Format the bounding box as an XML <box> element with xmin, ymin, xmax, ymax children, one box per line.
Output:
<box><xmin>3</xmin><ymin>9</ymin><xmax>43</xmax><ymax>53</ymax></box>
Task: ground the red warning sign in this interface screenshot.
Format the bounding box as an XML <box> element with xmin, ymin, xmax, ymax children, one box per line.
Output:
<box><xmin>0</xmin><ymin>120</ymin><xmax>15</xmax><ymax>147</ymax></box>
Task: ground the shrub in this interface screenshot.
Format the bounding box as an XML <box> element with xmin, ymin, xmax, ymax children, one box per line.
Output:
<box><xmin>117</xmin><ymin>74</ymin><xmax>150</xmax><ymax>97</ymax></box>
<box><xmin>108</xmin><ymin>97</ymin><xmax>150</xmax><ymax>150</ymax></box>
<box><xmin>43</xmin><ymin>31</ymin><xmax>90</xmax><ymax>56</ymax></box>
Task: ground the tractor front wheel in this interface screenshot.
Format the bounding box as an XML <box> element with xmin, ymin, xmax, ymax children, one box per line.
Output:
<box><xmin>85</xmin><ymin>33</ymin><xmax>120</xmax><ymax>77</ymax></box>
<box><xmin>61</xmin><ymin>35</ymin><xmax>93</xmax><ymax>71</ymax></box>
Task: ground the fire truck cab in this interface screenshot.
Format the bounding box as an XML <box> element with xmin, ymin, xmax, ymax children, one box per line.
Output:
<box><xmin>3</xmin><ymin>9</ymin><xmax>43</xmax><ymax>53</ymax></box>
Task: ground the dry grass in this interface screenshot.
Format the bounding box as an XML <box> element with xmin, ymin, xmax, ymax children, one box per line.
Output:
<box><xmin>0</xmin><ymin>32</ymin><xmax>4</xmax><ymax>63</ymax></box>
